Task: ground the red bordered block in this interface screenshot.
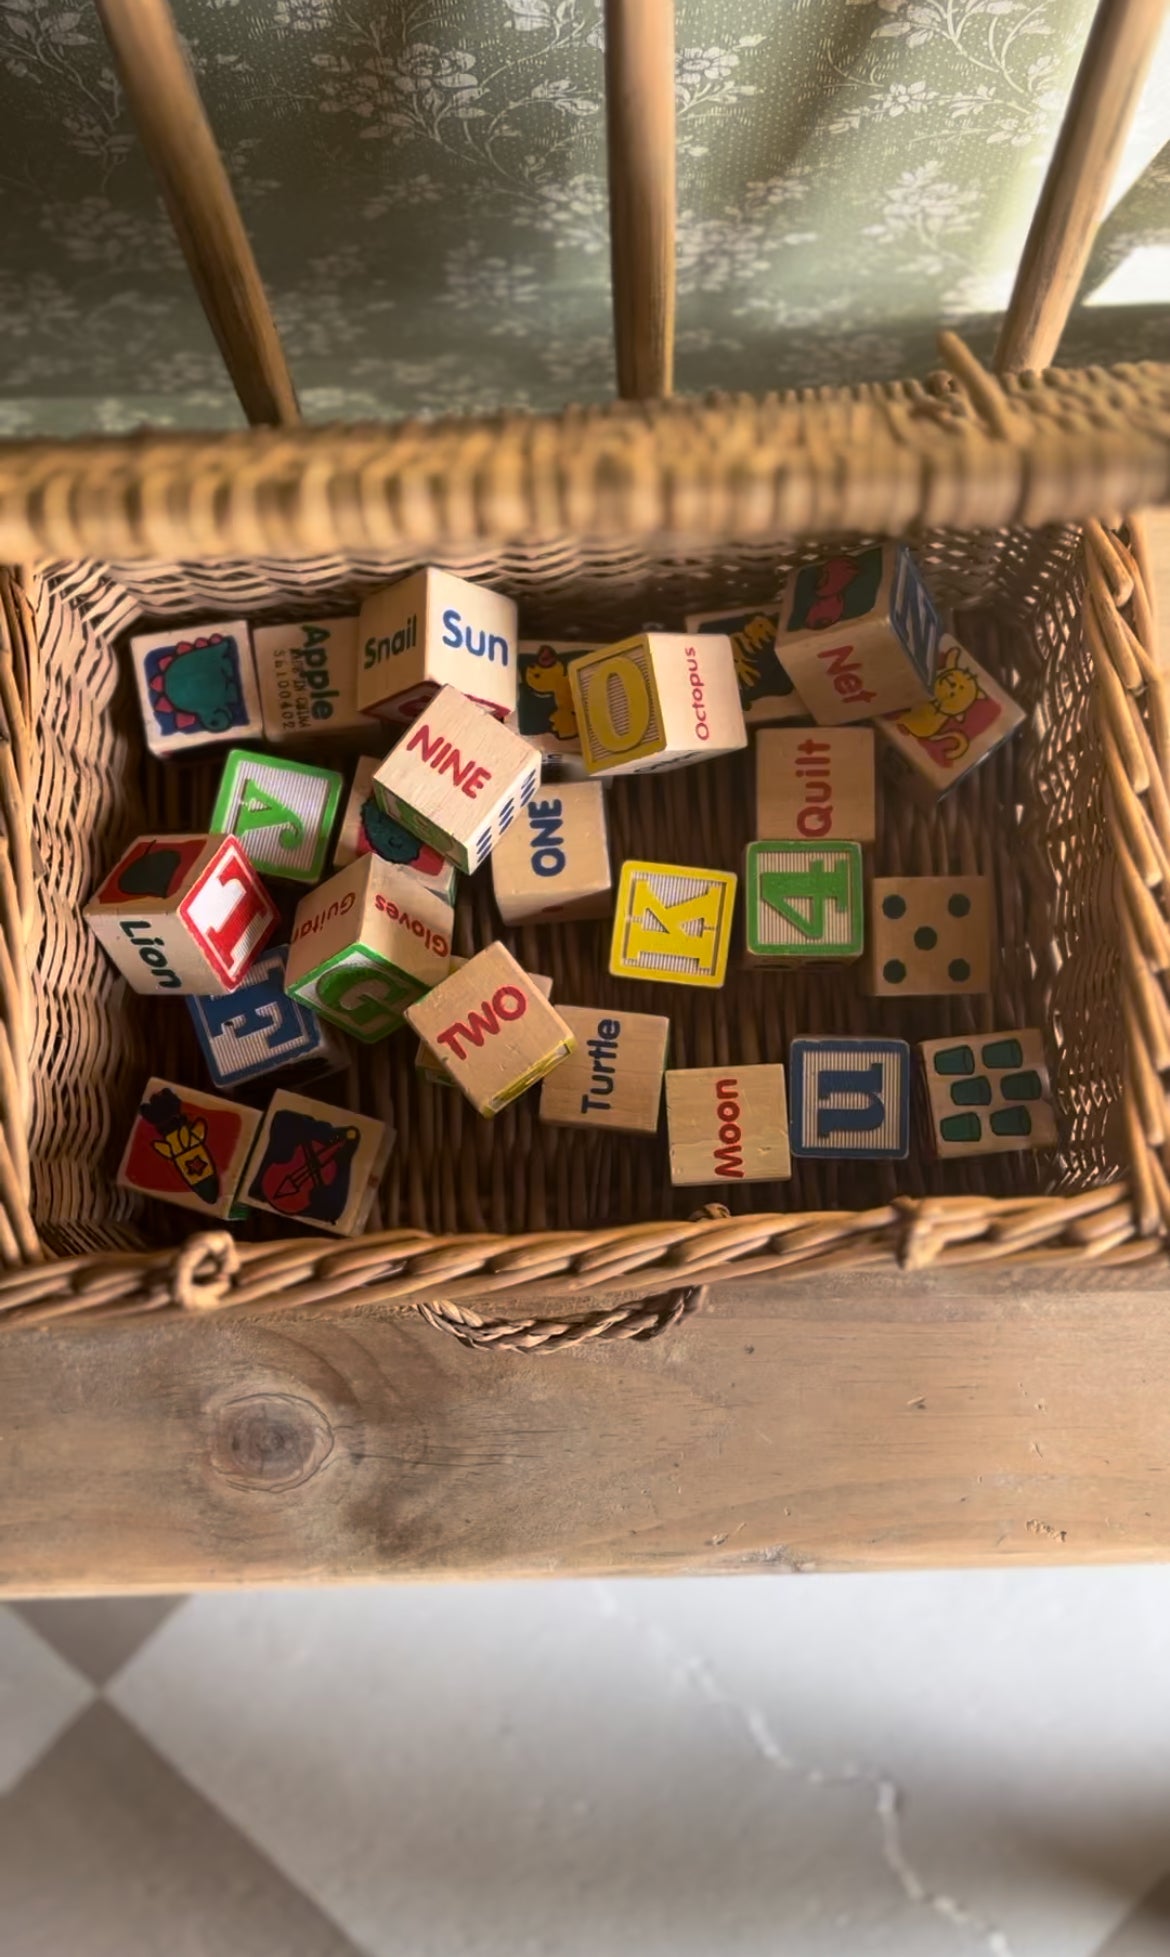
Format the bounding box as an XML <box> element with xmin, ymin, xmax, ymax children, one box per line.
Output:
<box><xmin>84</xmin><ymin>833</ymin><xmax>278</xmax><ymax>995</ymax></box>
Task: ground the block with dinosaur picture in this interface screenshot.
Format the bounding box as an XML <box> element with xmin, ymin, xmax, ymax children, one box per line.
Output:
<box><xmin>129</xmin><ymin>619</ymin><xmax>263</xmax><ymax>757</ymax></box>
<box><xmin>684</xmin><ymin>605</ymin><xmax>805</xmax><ymax>725</ymax></box>
<box><xmin>512</xmin><ymin>640</ymin><xmax>602</xmax><ymax>778</ymax></box>
<box><xmin>333</xmin><ymin>754</ymin><xmax>458</xmax><ymax>903</ymax></box>
<box><xmin>877</xmin><ymin>633</ymin><xmax>1025</xmax><ymax>804</ymax></box>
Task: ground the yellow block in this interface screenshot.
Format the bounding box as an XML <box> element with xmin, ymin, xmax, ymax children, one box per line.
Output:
<box><xmin>610</xmin><ymin>860</ymin><xmax>737</xmax><ymax>988</ymax></box>
<box><xmin>570</xmin><ymin>638</ymin><xmax>664</xmax><ymax>773</ymax></box>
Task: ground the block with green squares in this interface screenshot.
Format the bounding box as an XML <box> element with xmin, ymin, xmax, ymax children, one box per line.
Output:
<box><xmin>744</xmin><ymin>840</ymin><xmax>863</xmax><ymax>962</ymax></box>
<box><xmin>210</xmin><ymin>748</ymin><xmax>343</xmax><ymax>884</ymax></box>
<box><xmin>919</xmin><ymin>1029</ymin><xmax>1057</xmax><ymax>1157</ymax></box>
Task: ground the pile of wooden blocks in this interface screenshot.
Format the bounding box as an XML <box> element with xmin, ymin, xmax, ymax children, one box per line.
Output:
<box><xmin>86</xmin><ymin>546</ymin><xmax>1052</xmax><ymax>1236</ymax></box>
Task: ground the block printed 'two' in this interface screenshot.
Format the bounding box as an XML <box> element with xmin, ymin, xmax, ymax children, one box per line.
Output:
<box><xmin>406</xmin><ymin>943</ymin><xmax>577</xmax><ymax>1116</ymax></box>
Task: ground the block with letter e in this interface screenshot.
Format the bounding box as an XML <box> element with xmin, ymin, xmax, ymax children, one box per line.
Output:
<box><xmin>744</xmin><ymin>840</ymin><xmax>863</xmax><ymax>964</ymax></box>
<box><xmin>188</xmin><ymin>944</ymin><xmax>345</xmax><ymax>1091</ymax></box>
<box><xmin>372</xmin><ymin>685</ymin><xmax>541</xmax><ymax>874</ymax></box>
<box><xmin>789</xmin><ymin>1037</ymin><xmax>910</xmax><ymax>1159</ymax></box>
<box><xmin>210</xmin><ymin>748</ymin><xmax>343</xmax><ymax>885</ymax></box>
<box><xmin>357</xmin><ymin>567</ymin><xmax>517</xmax><ymax>724</ymax></box>
<box><xmin>775</xmin><ymin>545</ymin><xmax>940</xmax><ymax>724</ymax></box>
<box><xmin>84</xmin><ymin>833</ymin><xmax>278</xmax><ymax>996</ymax></box>
<box><xmin>610</xmin><ymin>861</ymin><xmax>737</xmax><ymax>989</ymax></box>
<box><xmin>285</xmin><ymin>853</ymin><xmax>453</xmax><ymax>1043</ymax></box>
<box><xmin>568</xmin><ymin>633</ymin><xmax>746</xmax><ymax>778</ymax></box>
<box><xmin>406</xmin><ymin>943</ymin><xmax>576</xmax><ymax>1116</ymax></box>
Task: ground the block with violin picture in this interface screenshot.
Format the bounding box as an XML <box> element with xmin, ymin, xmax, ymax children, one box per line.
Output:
<box><xmin>240</xmin><ymin>1092</ymin><xmax>392</xmax><ymax>1237</ymax></box>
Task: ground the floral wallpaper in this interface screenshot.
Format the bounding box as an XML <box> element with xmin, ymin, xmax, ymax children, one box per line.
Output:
<box><xmin>0</xmin><ymin>0</ymin><xmax>1164</xmax><ymax>435</ymax></box>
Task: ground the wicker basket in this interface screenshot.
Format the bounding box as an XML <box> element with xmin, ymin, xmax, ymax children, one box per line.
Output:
<box><xmin>0</xmin><ymin>343</ymin><xmax>1169</xmax><ymax>1344</ymax></box>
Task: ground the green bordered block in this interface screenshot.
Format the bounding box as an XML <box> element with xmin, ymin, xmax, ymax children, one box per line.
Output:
<box><xmin>211</xmin><ymin>749</ymin><xmax>344</xmax><ymax>884</ymax></box>
<box><xmin>745</xmin><ymin>840</ymin><xmax>864</xmax><ymax>961</ymax></box>
<box><xmin>286</xmin><ymin>945</ymin><xmax>416</xmax><ymax>1044</ymax></box>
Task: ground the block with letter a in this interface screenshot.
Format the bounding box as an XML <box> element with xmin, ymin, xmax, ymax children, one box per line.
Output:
<box><xmin>285</xmin><ymin>852</ymin><xmax>454</xmax><ymax>1043</ymax></box>
<box><xmin>568</xmin><ymin>633</ymin><xmax>746</xmax><ymax>778</ymax></box>
<box><xmin>356</xmin><ymin>567</ymin><xmax>518</xmax><ymax>724</ymax></box>
<box><xmin>84</xmin><ymin>833</ymin><xmax>278</xmax><ymax>996</ymax></box>
<box><xmin>774</xmin><ymin>544</ymin><xmax>940</xmax><ymax>724</ymax></box>
<box><xmin>610</xmin><ymin>860</ymin><xmax>737</xmax><ymax>988</ymax></box>
<box><xmin>406</xmin><ymin>943</ymin><xmax>577</xmax><ymax>1116</ymax></box>
<box><xmin>789</xmin><ymin>1037</ymin><xmax>910</xmax><ymax>1159</ymax></box>
<box><xmin>372</xmin><ymin>685</ymin><xmax>541</xmax><ymax>875</ymax></box>
<box><xmin>210</xmin><ymin>747</ymin><xmax>343</xmax><ymax>884</ymax></box>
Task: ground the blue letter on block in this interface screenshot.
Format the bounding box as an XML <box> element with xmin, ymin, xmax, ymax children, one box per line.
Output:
<box><xmin>188</xmin><ymin>945</ymin><xmax>339</xmax><ymax>1090</ymax></box>
<box><xmin>789</xmin><ymin>1038</ymin><xmax>910</xmax><ymax>1159</ymax></box>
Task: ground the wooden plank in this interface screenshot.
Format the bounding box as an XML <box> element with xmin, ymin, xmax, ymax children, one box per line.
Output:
<box><xmin>996</xmin><ymin>0</ymin><xmax>1166</xmax><ymax>374</ymax></box>
<box><xmin>3</xmin><ymin>1265</ymin><xmax>1170</xmax><ymax>1595</ymax></box>
<box><xmin>94</xmin><ymin>0</ymin><xmax>299</xmax><ymax>428</ymax></box>
<box><xmin>604</xmin><ymin>0</ymin><xmax>675</xmax><ymax>399</ymax></box>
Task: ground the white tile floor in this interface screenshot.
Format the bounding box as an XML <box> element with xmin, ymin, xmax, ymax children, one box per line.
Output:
<box><xmin>6</xmin><ymin>1570</ymin><xmax>1170</xmax><ymax>1955</ymax></box>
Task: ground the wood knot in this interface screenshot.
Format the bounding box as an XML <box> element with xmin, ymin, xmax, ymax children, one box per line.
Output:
<box><xmin>208</xmin><ymin>1392</ymin><xmax>335</xmax><ymax>1493</ymax></box>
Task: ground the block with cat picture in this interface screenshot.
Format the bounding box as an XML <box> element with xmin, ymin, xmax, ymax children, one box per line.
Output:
<box><xmin>876</xmin><ymin>633</ymin><xmax>1025</xmax><ymax>804</ymax></box>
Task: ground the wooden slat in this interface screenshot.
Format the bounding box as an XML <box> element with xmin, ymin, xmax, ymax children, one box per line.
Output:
<box><xmin>604</xmin><ymin>0</ymin><xmax>676</xmax><ymax>400</ymax></box>
<box><xmin>4</xmin><ymin>1263</ymin><xmax>1170</xmax><ymax>1594</ymax></box>
<box><xmin>996</xmin><ymin>0</ymin><xmax>1167</xmax><ymax>374</ymax></box>
<box><xmin>94</xmin><ymin>0</ymin><xmax>299</xmax><ymax>428</ymax></box>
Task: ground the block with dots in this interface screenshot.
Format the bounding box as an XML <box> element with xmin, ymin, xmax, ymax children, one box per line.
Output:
<box><xmin>867</xmin><ymin>876</ymin><xmax>990</xmax><ymax>997</ymax></box>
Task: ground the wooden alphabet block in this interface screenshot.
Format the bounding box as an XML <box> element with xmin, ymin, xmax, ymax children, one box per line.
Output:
<box><xmin>539</xmin><ymin>1006</ymin><xmax>669</xmax><ymax>1134</ymax></box>
<box><xmin>665</xmin><ymin>1065</ymin><xmax>791</xmax><ymax>1185</ymax></box>
<box><xmin>253</xmin><ymin>616</ymin><xmax>368</xmax><ymax>741</ymax></box>
<box><xmin>491</xmin><ymin>780</ymin><xmax>611</xmax><ymax>924</ymax></box>
<box><xmin>285</xmin><ymin>853</ymin><xmax>453</xmax><ymax>1043</ymax></box>
<box><xmin>568</xmin><ymin>633</ymin><xmax>747</xmax><ymax>778</ymax></box>
<box><xmin>610</xmin><ymin>861</ymin><xmax>737</xmax><ymax>988</ymax></box>
<box><xmin>372</xmin><ymin>686</ymin><xmax>540</xmax><ymax>874</ymax></box>
<box><xmin>84</xmin><ymin>834</ymin><xmax>278</xmax><ymax>996</ymax></box>
<box><xmin>129</xmin><ymin>619</ymin><xmax>263</xmax><ymax>757</ymax></box>
<box><xmin>512</xmin><ymin>641</ymin><xmax>602</xmax><ymax>777</ymax></box>
<box><xmin>868</xmin><ymin>875</ymin><xmax>991</xmax><ymax>996</ymax></box>
<box><xmin>117</xmin><ymin>1077</ymin><xmax>262</xmax><ymax>1219</ymax></box>
<box><xmin>684</xmin><ymin>606</ymin><xmax>805</xmax><ymax>725</ymax></box>
<box><xmin>357</xmin><ymin>567</ymin><xmax>518</xmax><ymax>724</ymax></box>
<box><xmin>789</xmin><ymin>1038</ymin><xmax>910</xmax><ymax>1159</ymax></box>
<box><xmin>744</xmin><ymin>841</ymin><xmax>864</xmax><ymax>963</ymax></box>
<box><xmin>210</xmin><ymin>748</ymin><xmax>343</xmax><ymax>885</ymax></box>
<box><xmin>754</xmin><ymin>728</ymin><xmax>876</xmax><ymax>844</ymax></box>
<box><xmin>240</xmin><ymin>1090</ymin><xmax>392</xmax><ymax>1237</ymax></box>
<box><xmin>877</xmin><ymin>633</ymin><xmax>1026</xmax><ymax>804</ymax></box>
<box><xmin>405</xmin><ymin>944</ymin><xmax>576</xmax><ymax>1116</ymax></box>
<box><xmin>188</xmin><ymin>944</ymin><xmax>346</xmax><ymax>1091</ymax></box>
<box><xmin>415</xmin><ymin>961</ymin><xmax>553</xmax><ymax>1087</ymax></box>
<box><xmin>919</xmin><ymin>1030</ymin><xmax>1056</xmax><ymax>1156</ymax></box>
<box><xmin>774</xmin><ymin>545</ymin><xmax>940</xmax><ymax>724</ymax></box>
<box><xmin>333</xmin><ymin>755</ymin><xmax>458</xmax><ymax>902</ymax></box>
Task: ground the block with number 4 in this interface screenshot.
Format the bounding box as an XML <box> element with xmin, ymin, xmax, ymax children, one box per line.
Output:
<box><xmin>491</xmin><ymin>781</ymin><xmax>611</xmax><ymax>924</ymax></box>
<box><xmin>744</xmin><ymin>841</ymin><xmax>863</xmax><ymax>964</ymax></box>
<box><xmin>211</xmin><ymin>748</ymin><xmax>343</xmax><ymax>885</ymax></box>
<box><xmin>188</xmin><ymin>945</ymin><xmax>345</xmax><ymax>1091</ymax></box>
<box><xmin>684</xmin><ymin>606</ymin><xmax>805</xmax><ymax>725</ymax></box>
<box><xmin>118</xmin><ymin>1077</ymin><xmax>262</xmax><ymax>1219</ymax></box>
<box><xmin>240</xmin><ymin>1091</ymin><xmax>393</xmax><ymax>1237</ymax></box>
<box><xmin>286</xmin><ymin>853</ymin><xmax>453</xmax><ymax>1043</ymax></box>
<box><xmin>568</xmin><ymin>634</ymin><xmax>746</xmax><ymax>778</ymax></box>
<box><xmin>919</xmin><ymin>1030</ymin><xmax>1056</xmax><ymax>1156</ymax></box>
<box><xmin>789</xmin><ymin>1038</ymin><xmax>910</xmax><ymax>1159</ymax></box>
<box><xmin>665</xmin><ymin>1065</ymin><xmax>791</xmax><ymax>1184</ymax></box>
<box><xmin>406</xmin><ymin>943</ymin><xmax>576</xmax><ymax>1116</ymax></box>
<box><xmin>357</xmin><ymin>567</ymin><xmax>517</xmax><ymax>724</ymax></box>
<box><xmin>372</xmin><ymin>685</ymin><xmax>541</xmax><ymax>874</ymax></box>
<box><xmin>868</xmin><ymin>876</ymin><xmax>990</xmax><ymax>996</ymax></box>
<box><xmin>610</xmin><ymin>861</ymin><xmax>737</xmax><ymax>989</ymax></box>
<box><xmin>775</xmin><ymin>545</ymin><xmax>940</xmax><ymax>724</ymax></box>
<box><xmin>85</xmin><ymin>834</ymin><xmax>278</xmax><ymax>996</ymax></box>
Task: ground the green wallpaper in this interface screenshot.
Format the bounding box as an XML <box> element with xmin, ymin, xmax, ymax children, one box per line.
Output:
<box><xmin>0</xmin><ymin>0</ymin><xmax>1164</xmax><ymax>434</ymax></box>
